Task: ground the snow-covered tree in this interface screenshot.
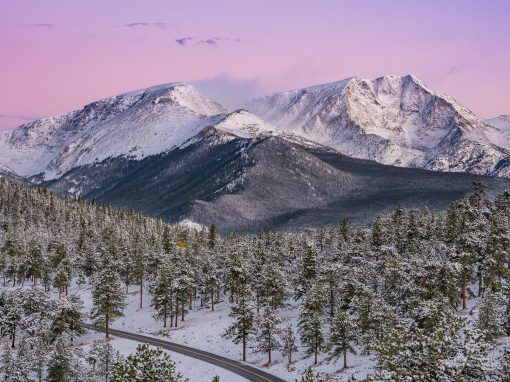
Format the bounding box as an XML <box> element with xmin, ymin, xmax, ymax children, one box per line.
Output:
<box><xmin>86</xmin><ymin>341</ymin><xmax>120</xmax><ymax>382</ymax></box>
<box><xmin>223</xmin><ymin>283</ymin><xmax>255</xmax><ymax>362</ymax></box>
<box><xmin>111</xmin><ymin>344</ymin><xmax>186</xmax><ymax>382</ymax></box>
<box><xmin>90</xmin><ymin>257</ymin><xmax>126</xmax><ymax>338</ymax></box>
<box><xmin>253</xmin><ymin>306</ymin><xmax>282</xmax><ymax>365</ymax></box>
<box><xmin>299</xmin><ymin>280</ymin><xmax>326</xmax><ymax>365</ymax></box>
<box><xmin>280</xmin><ymin>323</ymin><xmax>298</xmax><ymax>365</ymax></box>
<box><xmin>330</xmin><ymin>308</ymin><xmax>357</xmax><ymax>369</ymax></box>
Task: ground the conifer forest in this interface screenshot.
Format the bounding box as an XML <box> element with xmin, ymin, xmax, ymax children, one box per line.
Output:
<box><xmin>2</xmin><ymin>177</ymin><xmax>510</xmax><ymax>381</ymax></box>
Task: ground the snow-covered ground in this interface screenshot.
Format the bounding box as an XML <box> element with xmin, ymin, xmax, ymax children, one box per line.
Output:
<box><xmin>3</xmin><ymin>279</ymin><xmax>508</xmax><ymax>381</ymax></box>
<box><xmin>77</xmin><ymin>331</ymin><xmax>245</xmax><ymax>382</ymax></box>
<box><xmin>75</xmin><ymin>283</ymin><xmax>375</xmax><ymax>382</ymax></box>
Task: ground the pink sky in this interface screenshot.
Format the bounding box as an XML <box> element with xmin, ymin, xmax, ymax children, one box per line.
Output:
<box><xmin>1</xmin><ymin>0</ymin><xmax>509</xmax><ymax>129</ymax></box>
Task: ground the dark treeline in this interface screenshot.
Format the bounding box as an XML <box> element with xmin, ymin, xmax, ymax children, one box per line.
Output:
<box><xmin>2</xmin><ymin>178</ymin><xmax>510</xmax><ymax>381</ymax></box>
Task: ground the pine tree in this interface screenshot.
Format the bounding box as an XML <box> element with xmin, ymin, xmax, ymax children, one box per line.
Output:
<box><xmin>223</xmin><ymin>283</ymin><xmax>255</xmax><ymax>362</ymax></box>
<box><xmin>111</xmin><ymin>344</ymin><xmax>186</xmax><ymax>382</ymax></box>
<box><xmin>497</xmin><ymin>345</ymin><xmax>510</xmax><ymax>382</ymax></box>
<box><xmin>50</xmin><ymin>294</ymin><xmax>85</xmax><ymax>344</ymax></box>
<box><xmin>299</xmin><ymin>280</ymin><xmax>326</xmax><ymax>365</ymax></box>
<box><xmin>296</xmin><ymin>367</ymin><xmax>318</xmax><ymax>382</ymax></box>
<box><xmin>280</xmin><ymin>323</ymin><xmax>298</xmax><ymax>365</ymax></box>
<box><xmin>86</xmin><ymin>341</ymin><xmax>120</xmax><ymax>382</ymax></box>
<box><xmin>297</xmin><ymin>247</ymin><xmax>317</xmax><ymax>298</ymax></box>
<box><xmin>373</xmin><ymin>312</ymin><xmax>490</xmax><ymax>381</ymax></box>
<box><xmin>477</xmin><ymin>291</ymin><xmax>504</xmax><ymax>342</ymax></box>
<box><xmin>90</xmin><ymin>257</ymin><xmax>126</xmax><ymax>338</ymax></box>
<box><xmin>149</xmin><ymin>257</ymin><xmax>174</xmax><ymax>328</ymax></box>
<box><xmin>46</xmin><ymin>337</ymin><xmax>83</xmax><ymax>382</ymax></box>
<box><xmin>330</xmin><ymin>308</ymin><xmax>357</xmax><ymax>369</ymax></box>
<box><xmin>1</xmin><ymin>290</ymin><xmax>23</xmax><ymax>348</ymax></box>
<box><xmin>0</xmin><ymin>343</ymin><xmax>15</xmax><ymax>381</ymax></box>
<box><xmin>253</xmin><ymin>306</ymin><xmax>282</xmax><ymax>365</ymax></box>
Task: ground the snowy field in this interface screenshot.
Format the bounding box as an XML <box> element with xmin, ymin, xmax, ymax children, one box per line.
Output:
<box><xmin>75</xmin><ymin>282</ymin><xmax>375</xmax><ymax>381</ymax></box>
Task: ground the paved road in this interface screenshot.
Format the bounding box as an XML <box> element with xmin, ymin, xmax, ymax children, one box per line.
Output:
<box><xmin>81</xmin><ymin>323</ymin><xmax>288</xmax><ymax>382</ymax></box>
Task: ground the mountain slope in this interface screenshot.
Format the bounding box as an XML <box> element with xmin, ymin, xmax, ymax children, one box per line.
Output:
<box><xmin>0</xmin><ymin>83</ymin><xmax>227</xmax><ymax>179</ymax></box>
<box><xmin>487</xmin><ymin>115</ymin><xmax>510</xmax><ymax>133</ymax></box>
<box><xmin>248</xmin><ymin>75</ymin><xmax>510</xmax><ymax>177</ymax></box>
<box><xmin>42</xmin><ymin>127</ymin><xmax>510</xmax><ymax>232</ymax></box>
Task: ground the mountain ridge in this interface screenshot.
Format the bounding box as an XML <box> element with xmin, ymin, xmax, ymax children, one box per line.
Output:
<box><xmin>2</xmin><ymin>77</ymin><xmax>510</xmax><ymax>231</ymax></box>
<box><xmin>247</xmin><ymin>74</ymin><xmax>510</xmax><ymax>177</ymax></box>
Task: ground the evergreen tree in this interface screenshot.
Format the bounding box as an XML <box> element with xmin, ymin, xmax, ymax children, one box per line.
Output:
<box><xmin>50</xmin><ymin>294</ymin><xmax>85</xmax><ymax>344</ymax></box>
<box><xmin>253</xmin><ymin>306</ymin><xmax>282</xmax><ymax>365</ymax></box>
<box><xmin>280</xmin><ymin>323</ymin><xmax>298</xmax><ymax>365</ymax></box>
<box><xmin>295</xmin><ymin>367</ymin><xmax>318</xmax><ymax>382</ymax></box>
<box><xmin>90</xmin><ymin>257</ymin><xmax>126</xmax><ymax>338</ymax></box>
<box><xmin>86</xmin><ymin>341</ymin><xmax>120</xmax><ymax>382</ymax></box>
<box><xmin>297</xmin><ymin>247</ymin><xmax>317</xmax><ymax>298</ymax></box>
<box><xmin>223</xmin><ymin>283</ymin><xmax>255</xmax><ymax>362</ymax></box>
<box><xmin>299</xmin><ymin>280</ymin><xmax>326</xmax><ymax>365</ymax></box>
<box><xmin>46</xmin><ymin>338</ymin><xmax>83</xmax><ymax>382</ymax></box>
<box><xmin>330</xmin><ymin>308</ymin><xmax>357</xmax><ymax>369</ymax></box>
<box><xmin>477</xmin><ymin>291</ymin><xmax>504</xmax><ymax>342</ymax></box>
<box><xmin>111</xmin><ymin>344</ymin><xmax>187</xmax><ymax>382</ymax></box>
<box><xmin>149</xmin><ymin>257</ymin><xmax>174</xmax><ymax>328</ymax></box>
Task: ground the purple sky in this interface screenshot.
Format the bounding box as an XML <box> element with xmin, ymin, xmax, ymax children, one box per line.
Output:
<box><xmin>1</xmin><ymin>0</ymin><xmax>509</xmax><ymax>129</ymax></box>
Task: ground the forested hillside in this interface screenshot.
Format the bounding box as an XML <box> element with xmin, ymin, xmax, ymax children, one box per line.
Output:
<box><xmin>2</xmin><ymin>178</ymin><xmax>510</xmax><ymax>381</ymax></box>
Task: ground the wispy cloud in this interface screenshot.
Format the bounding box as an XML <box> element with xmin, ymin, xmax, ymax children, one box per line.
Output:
<box><xmin>175</xmin><ymin>36</ymin><xmax>250</xmax><ymax>48</ymax></box>
<box><xmin>121</xmin><ymin>22</ymin><xmax>171</xmax><ymax>30</ymax></box>
<box><xmin>192</xmin><ymin>75</ymin><xmax>264</xmax><ymax>110</ymax></box>
<box><xmin>447</xmin><ymin>63</ymin><xmax>466</xmax><ymax>75</ymax></box>
<box><xmin>199</xmin><ymin>37</ymin><xmax>222</xmax><ymax>46</ymax></box>
<box><xmin>175</xmin><ymin>37</ymin><xmax>194</xmax><ymax>46</ymax></box>
<box><xmin>0</xmin><ymin>114</ymin><xmax>38</xmax><ymax>121</ymax></box>
<box><xmin>21</xmin><ymin>23</ymin><xmax>53</xmax><ymax>29</ymax></box>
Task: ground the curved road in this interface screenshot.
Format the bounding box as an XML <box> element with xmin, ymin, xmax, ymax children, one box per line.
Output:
<box><xmin>81</xmin><ymin>324</ymin><xmax>287</xmax><ymax>382</ymax></box>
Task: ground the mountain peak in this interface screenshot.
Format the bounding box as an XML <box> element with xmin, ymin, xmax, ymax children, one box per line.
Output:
<box><xmin>486</xmin><ymin>115</ymin><xmax>510</xmax><ymax>132</ymax></box>
<box><xmin>0</xmin><ymin>82</ymin><xmax>227</xmax><ymax>178</ymax></box>
<box><xmin>247</xmin><ymin>74</ymin><xmax>510</xmax><ymax>177</ymax></box>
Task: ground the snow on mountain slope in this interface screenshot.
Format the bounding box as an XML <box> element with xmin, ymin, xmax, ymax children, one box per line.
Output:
<box><xmin>0</xmin><ymin>83</ymin><xmax>227</xmax><ymax>179</ymax></box>
<box><xmin>248</xmin><ymin>75</ymin><xmax>510</xmax><ymax>177</ymax></box>
<box><xmin>213</xmin><ymin>109</ymin><xmax>276</xmax><ymax>138</ymax></box>
<box><xmin>486</xmin><ymin>115</ymin><xmax>510</xmax><ymax>132</ymax></box>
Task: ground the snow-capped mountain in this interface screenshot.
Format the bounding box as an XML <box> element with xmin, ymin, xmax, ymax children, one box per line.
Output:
<box><xmin>248</xmin><ymin>75</ymin><xmax>510</xmax><ymax>177</ymax></box>
<box><xmin>2</xmin><ymin>78</ymin><xmax>510</xmax><ymax>231</ymax></box>
<box><xmin>0</xmin><ymin>83</ymin><xmax>229</xmax><ymax>179</ymax></box>
<box><xmin>0</xmin><ymin>83</ymin><xmax>281</xmax><ymax>181</ymax></box>
<box><xmin>486</xmin><ymin>115</ymin><xmax>510</xmax><ymax>133</ymax></box>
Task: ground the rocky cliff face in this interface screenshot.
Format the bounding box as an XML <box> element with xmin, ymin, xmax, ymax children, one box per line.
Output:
<box><xmin>248</xmin><ymin>75</ymin><xmax>510</xmax><ymax>177</ymax></box>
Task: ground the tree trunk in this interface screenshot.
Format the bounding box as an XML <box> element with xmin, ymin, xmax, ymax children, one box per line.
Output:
<box><xmin>11</xmin><ymin>323</ymin><xmax>16</xmax><ymax>348</ymax></box>
<box><xmin>343</xmin><ymin>349</ymin><xmax>348</xmax><ymax>369</ymax></box>
<box><xmin>211</xmin><ymin>289</ymin><xmax>215</xmax><ymax>311</ymax></box>
<box><xmin>105</xmin><ymin>311</ymin><xmax>110</xmax><ymax>338</ymax></box>
<box><xmin>174</xmin><ymin>296</ymin><xmax>179</xmax><ymax>327</ymax></box>
<box><xmin>163</xmin><ymin>304</ymin><xmax>167</xmax><ymax>328</ymax></box>
<box><xmin>461</xmin><ymin>273</ymin><xmax>467</xmax><ymax>310</ymax></box>
<box><xmin>478</xmin><ymin>274</ymin><xmax>484</xmax><ymax>297</ymax></box>
<box><xmin>242</xmin><ymin>334</ymin><xmax>247</xmax><ymax>361</ymax></box>
<box><xmin>139</xmin><ymin>271</ymin><xmax>143</xmax><ymax>309</ymax></box>
<box><xmin>314</xmin><ymin>343</ymin><xmax>318</xmax><ymax>364</ymax></box>
<box><xmin>330</xmin><ymin>281</ymin><xmax>334</xmax><ymax>319</ymax></box>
